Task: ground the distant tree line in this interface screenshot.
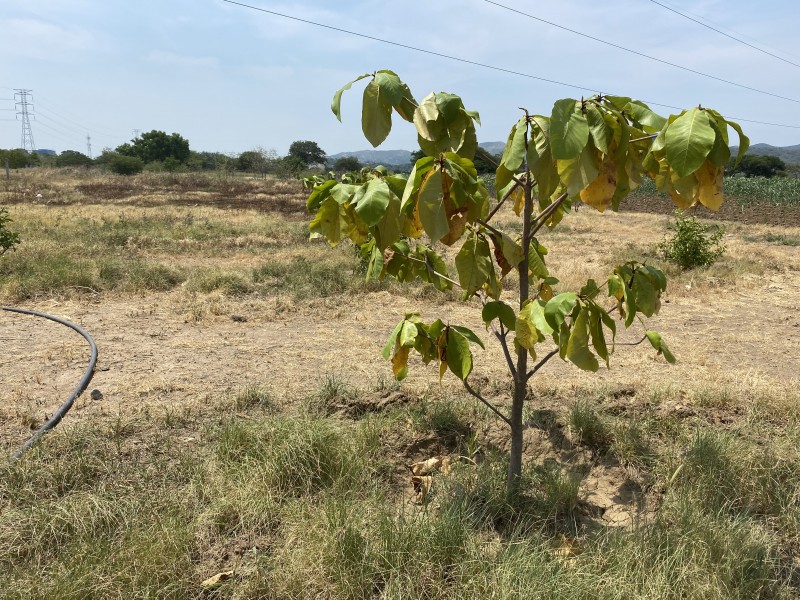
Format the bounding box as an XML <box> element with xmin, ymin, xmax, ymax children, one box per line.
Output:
<box><xmin>727</xmin><ymin>154</ymin><xmax>787</xmax><ymax>178</ymax></box>
<box><xmin>1</xmin><ymin>135</ymin><xmax>333</xmax><ymax>178</ymax></box>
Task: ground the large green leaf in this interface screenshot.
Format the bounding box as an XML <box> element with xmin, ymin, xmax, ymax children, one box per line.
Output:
<box><xmin>375</xmin><ymin>194</ymin><xmax>403</xmax><ymax>250</ymax></box>
<box><xmin>528</xmin><ymin>117</ymin><xmax>560</xmax><ymax>205</ymax></box>
<box><xmin>309</xmin><ymin>196</ymin><xmax>347</xmax><ymax>247</ymax></box>
<box><xmin>665</xmin><ymin>108</ymin><xmax>715</xmax><ymax>178</ymax></box>
<box><xmin>625</xmin><ymin>100</ymin><xmax>667</xmax><ymax>132</ymax></box>
<box><xmin>414</xmin><ymin>93</ymin><xmax>442</xmax><ymax>142</ymax></box>
<box><xmin>550</xmin><ymin>99</ymin><xmax>589</xmax><ymax>160</ymax></box>
<box><xmin>381</xmin><ymin>320</ymin><xmax>404</xmax><ymax>360</ymax></box>
<box><xmin>355</xmin><ymin>177</ymin><xmax>391</xmax><ymax>226</ymax></box>
<box><xmin>585</xmin><ymin>103</ymin><xmax>613</xmax><ymax>154</ymax></box>
<box><xmin>587</xmin><ymin>303</ymin><xmax>610</xmax><ymax>367</ymax></box>
<box><xmin>331</xmin><ymin>73</ymin><xmax>371</xmax><ymax>122</ymax></box>
<box><xmin>557</xmin><ymin>144</ymin><xmax>599</xmax><ymax>198</ymax></box>
<box><xmin>482</xmin><ymin>300</ymin><xmax>517</xmax><ymax>331</ymax></box>
<box><xmin>362</xmin><ymin>79</ymin><xmax>393</xmax><ymax>147</ymax></box>
<box><xmin>419</xmin><ymin>246</ymin><xmax>452</xmax><ymax>292</ymax></box>
<box><xmin>501</xmin><ymin>118</ymin><xmax>527</xmax><ymax>172</ymax></box>
<box><xmin>528</xmin><ymin>236</ymin><xmax>549</xmax><ymax>279</ymax></box>
<box><xmin>374</xmin><ymin>70</ymin><xmax>416</xmax><ymax>122</ymax></box>
<box><xmin>455</xmin><ymin>230</ymin><xmax>491</xmax><ymax>297</ymax></box>
<box><xmin>401</xmin><ymin>156</ymin><xmax>435</xmax><ymax>214</ymax></box>
<box><xmin>417</xmin><ymin>168</ymin><xmax>449</xmax><ymax>242</ymax></box>
<box><xmin>446</xmin><ymin>328</ymin><xmax>473</xmax><ymax>380</ymax></box>
<box><xmin>566</xmin><ymin>308</ymin><xmax>599</xmax><ymax>372</ymax></box>
<box><xmin>544</xmin><ymin>293</ymin><xmax>578</xmax><ymax>333</ymax></box>
<box><xmin>306</xmin><ymin>179</ymin><xmax>337</xmax><ymax>212</ymax></box>
<box><xmin>451</xmin><ymin>325</ymin><xmax>485</xmax><ymax>350</ymax></box>
<box><xmin>725</xmin><ymin>117</ymin><xmax>750</xmax><ymax>168</ymax></box>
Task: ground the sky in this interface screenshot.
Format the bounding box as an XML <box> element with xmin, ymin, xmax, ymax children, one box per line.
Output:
<box><xmin>2</xmin><ymin>0</ymin><xmax>800</xmax><ymax>157</ymax></box>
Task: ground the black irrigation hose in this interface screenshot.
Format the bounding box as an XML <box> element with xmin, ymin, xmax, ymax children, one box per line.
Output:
<box><xmin>3</xmin><ymin>307</ymin><xmax>98</xmax><ymax>460</ymax></box>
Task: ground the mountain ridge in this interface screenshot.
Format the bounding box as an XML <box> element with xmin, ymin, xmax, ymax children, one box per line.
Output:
<box><xmin>329</xmin><ymin>142</ymin><xmax>800</xmax><ymax>167</ymax></box>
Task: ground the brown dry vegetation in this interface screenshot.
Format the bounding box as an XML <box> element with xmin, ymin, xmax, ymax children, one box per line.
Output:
<box><xmin>1</xmin><ymin>169</ymin><xmax>800</xmax><ymax>598</ymax></box>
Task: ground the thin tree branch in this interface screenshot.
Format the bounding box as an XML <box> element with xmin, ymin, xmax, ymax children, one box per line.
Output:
<box><xmin>463</xmin><ymin>380</ymin><xmax>511</xmax><ymax>426</ymax></box>
<box><xmin>484</xmin><ymin>179</ymin><xmax>521</xmax><ymax>223</ymax></box>
<box><xmin>476</xmin><ymin>219</ymin><xmax>503</xmax><ymax>237</ymax></box>
<box><xmin>616</xmin><ymin>335</ymin><xmax>648</xmax><ymax>347</ymax></box>
<box><xmin>528</xmin><ymin>192</ymin><xmax>569</xmax><ymax>243</ymax></box>
<box><xmin>629</xmin><ymin>133</ymin><xmax>659</xmax><ymax>144</ymax></box>
<box><xmin>525</xmin><ymin>348</ymin><xmax>560</xmax><ymax>381</ymax></box>
<box><xmin>490</xmin><ymin>321</ymin><xmax>518</xmax><ymax>378</ymax></box>
<box><xmin>405</xmin><ymin>255</ymin><xmax>462</xmax><ymax>288</ymax></box>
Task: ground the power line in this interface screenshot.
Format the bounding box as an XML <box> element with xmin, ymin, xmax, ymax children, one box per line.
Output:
<box><xmin>647</xmin><ymin>0</ymin><xmax>800</xmax><ymax>68</ymax></box>
<box><xmin>482</xmin><ymin>0</ymin><xmax>800</xmax><ymax>105</ymax></box>
<box><xmin>220</xmin><ymin>0</ymin><xmax>601</xmax><ymax>95</ymax></box>
<box><xmin>35</xmin><ymin>96</ymin><xmax>126</xmax><ymax>139</ymax></box>
<box><xmin>220</xmin><ymin>0</ymin><xmax>800</xmax><ymax>131</ymax></box>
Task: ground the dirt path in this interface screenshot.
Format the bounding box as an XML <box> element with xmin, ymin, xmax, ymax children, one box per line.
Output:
<box><xmin>3</xmin><ymin>263</ymin><xmax>798</xmax><ymax>453</ymax></box>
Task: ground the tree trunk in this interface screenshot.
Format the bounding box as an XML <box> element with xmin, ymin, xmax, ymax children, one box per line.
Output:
<box><xmin>507</xmin><ymin>177</ymin><xmax>533</xmax><ymax>493</ymax></box>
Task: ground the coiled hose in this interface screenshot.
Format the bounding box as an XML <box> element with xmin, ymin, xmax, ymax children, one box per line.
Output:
<box><xmin>3</xmin><ymin>307</ymin><xmax>98</xmax><ymax>460</ymax></box>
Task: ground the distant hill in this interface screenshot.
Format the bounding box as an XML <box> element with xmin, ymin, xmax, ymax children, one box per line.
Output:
<box><xmin>327</xmin><ymin>149</ymin><xmax>412</xmax><ymax>167</ymax></box>
<box><xmin>731</xmin><ymin>143</ymin><xmax>800</xmax><ymax>165</ymax></box>
<box><xmin>329</xmin><ymin>140</ymin><xmax>800</xmax><ymax>167</ymax></box>
<box><xmin>479</xmin><ymin>141</ymin><xmax>505</xmax><ymax>155</ymax></box>
<box><xmin>327</xmin><ymin>141</ymin><xmax>506</xmax><ymax>167</ymax></box>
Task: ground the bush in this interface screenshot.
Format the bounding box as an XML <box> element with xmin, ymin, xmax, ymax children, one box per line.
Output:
<box><xmin>0</xmin><ymin>207</ymin><xmax>21</xmax><ymax>257</ymax></box>
<box><xmin>109</xmin><ymin>154</ymin><xmax>144</xmax><ymax>176</ymax></box>
<box><xmin>658</xmin><ymin>211</ymin><xmax>725</xmax><ymax>270</ymax></box>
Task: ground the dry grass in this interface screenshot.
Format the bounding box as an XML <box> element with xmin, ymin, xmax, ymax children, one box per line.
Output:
<box><xmin>2</xmin><ymin>169</ymin><xmax>800</xmax><ymax>597</ymax></box>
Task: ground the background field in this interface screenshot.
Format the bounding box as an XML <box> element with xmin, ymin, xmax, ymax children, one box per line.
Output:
<box><xmin>1</xmin><ymin>169</ymin><xmax>800</xmax><ymax>598</ymax></box>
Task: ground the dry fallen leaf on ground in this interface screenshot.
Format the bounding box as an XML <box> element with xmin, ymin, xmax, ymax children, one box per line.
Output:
<box><xmin>410</xmin><ymin>457</ymin><xmax>442</xmax><ymax>476</ymax></box>
<box><xmin>201</xmin><ymin>570</ymin><xmax>235</xmax><ymax>588</ymax></box>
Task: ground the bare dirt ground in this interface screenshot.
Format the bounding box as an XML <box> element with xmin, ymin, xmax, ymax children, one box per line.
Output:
<box><xmin>2</xmin><ymin>200</ymin><xmax>799</xmax><ymax>528</ymax></box>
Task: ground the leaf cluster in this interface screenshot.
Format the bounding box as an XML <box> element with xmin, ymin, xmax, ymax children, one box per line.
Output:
<box><xmin>307</xmin><ymin>72</ymin><xmax>745</xmax><ymax>385</ymax></box>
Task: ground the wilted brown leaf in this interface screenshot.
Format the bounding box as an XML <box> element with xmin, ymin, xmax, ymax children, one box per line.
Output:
<box><xmin>201</xmin><ymin>570</ymin><xmax>235</xmax><ymax>589</ymax></box>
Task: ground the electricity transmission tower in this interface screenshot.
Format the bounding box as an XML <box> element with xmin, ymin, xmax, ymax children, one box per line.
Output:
<box><xmin>14</xmin><ymin>89</ymin><xmax>36</xmax><ymax>152</ymax></box>
<box><xmin>86</xmin><ymin>134</ymin><xmax>92</xmax><ymax>159</ymax></box>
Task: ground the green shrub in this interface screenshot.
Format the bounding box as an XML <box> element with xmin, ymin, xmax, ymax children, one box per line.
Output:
<box><xmin>109</xmin><ymin>154</ymin><xmax>144</xmax><ymax>176</ymax></box>
<box><xmin>0</xmin><ymin>207</ymin><xmax>21</xmax><ymax>257</ymax></box>
<box><xmin>658</xmin><ymin>211</ymin><xmax>725</xmax><ymax>270</ymax></box>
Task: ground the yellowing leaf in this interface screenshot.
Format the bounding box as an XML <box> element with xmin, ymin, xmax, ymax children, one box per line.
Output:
<box><xmin>696</xmin><ymin>160</ymin><xmax>724</xmax><ymax>211</ymax></box>
<box><xmin>579</xmin><ymin>159</ymin><xmax>617</xmax><ymax>212</ymax></box>
<box><xmin>510</xmin><ymin>185</ymin><xmax>525</xmax><ymax>216</ymax></box>
<box><xmin>391</xmin><ymin>345</ymin><xmax>411</xmax><ymax>380</ymax></box>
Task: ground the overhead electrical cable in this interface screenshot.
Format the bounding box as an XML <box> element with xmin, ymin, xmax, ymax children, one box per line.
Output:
<box><xmin>35</xmin><ymin>96</ymin><xmax>126</xmax><ymax>139</ymax></box>
<box><xmin>219</xmin><ymin>0</ymin><xmax>800</xmax><ymax>130</ymax></box>
<box><xmin>482</xmin><ymin>0</ymin><xmax>800</xmax><ymax>105</ymax></box>
<box><xmin>646</xmin><ymin>0</ymin><xmax>800</xmax><ymax>69</ymax></box>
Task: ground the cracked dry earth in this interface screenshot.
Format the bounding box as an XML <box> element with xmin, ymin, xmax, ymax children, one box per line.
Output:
<box><xmin>2</xmin><ymin>210</ymin><xmax>799</xmax><ymax>529</ymax></box>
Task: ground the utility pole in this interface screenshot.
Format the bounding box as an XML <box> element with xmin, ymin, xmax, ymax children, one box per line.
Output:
<box><xmin>86</xmin><ymin>134</ymin><xmax>92</xmax><ymax>159</ymax></box>
<box><xmin>14</xmin><ymin>89</ymin><xmax>36</xmax><ymax>152</ymax></box>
